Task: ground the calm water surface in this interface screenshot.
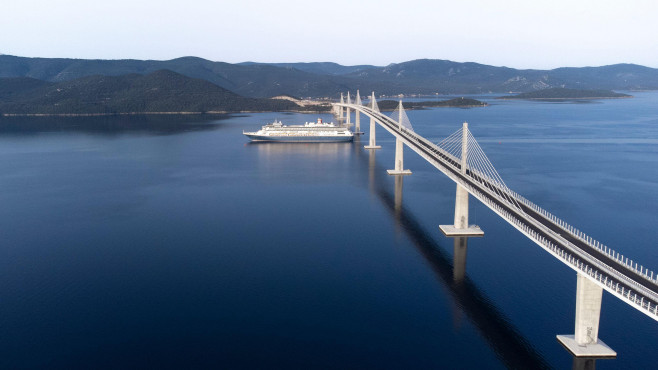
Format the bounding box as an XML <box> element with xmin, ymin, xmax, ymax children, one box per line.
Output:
<box><xmin>0</xmin><ymin>93</ymin><xmax>657</xmax><ymax>369</ymax></box>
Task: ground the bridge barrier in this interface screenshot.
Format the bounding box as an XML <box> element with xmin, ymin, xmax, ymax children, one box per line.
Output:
<box><xmin>506</xmin><ymin>188</ymin><xmax>658</xmax><ymax>285</ymax></box>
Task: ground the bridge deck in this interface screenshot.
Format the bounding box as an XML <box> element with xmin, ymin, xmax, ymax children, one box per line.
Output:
<box><xmin>337</xmin><ymin>102</ymin><xmax>658</xmax><ymax>320</ymax></box>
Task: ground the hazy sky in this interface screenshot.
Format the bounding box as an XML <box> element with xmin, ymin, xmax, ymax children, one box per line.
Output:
<box><xmin>3</xmin><ymin>0</ymin><xmax>657</xmax><ymax>69</ymax></box>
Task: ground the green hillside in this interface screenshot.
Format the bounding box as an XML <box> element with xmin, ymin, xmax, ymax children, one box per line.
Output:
<box><xmin>0</xmin><ymin>70</ymin><xmax>302</xmax><ymax>115</ymax></box>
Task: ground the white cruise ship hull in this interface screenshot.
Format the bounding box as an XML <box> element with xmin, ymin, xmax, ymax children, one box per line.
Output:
<box><xmin>244</xmin><ymin>133</ymin><xmax>354</xmax><ymax>142</ymax></box>
<box><xmin>243</xmin><ymin>118</ymin><xmax>354</xmax><ymax>143</ymax></box>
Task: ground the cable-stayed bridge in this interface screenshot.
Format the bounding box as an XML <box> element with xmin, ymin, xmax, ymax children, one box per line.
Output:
<box><xmin>334</xmin><ymin>91</ymin><xmax>658</xmax><ymax>358</ymax></box>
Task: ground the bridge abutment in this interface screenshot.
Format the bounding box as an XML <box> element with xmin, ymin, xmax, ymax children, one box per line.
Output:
<box><xmin>557</xmin><ymin>273</ymin><xmax>616</xmax><ymax>357</ymax></box>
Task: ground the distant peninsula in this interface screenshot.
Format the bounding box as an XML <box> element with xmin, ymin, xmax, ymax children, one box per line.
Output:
<box><xmin>377</xmin><ymin>98</ymin><xmax>487</xmax><ymax>111</ymax></box>
<box><xmin>498</xmin><ymin>88</ymin><xmax>632</xmax><ymax>100</ymax></box>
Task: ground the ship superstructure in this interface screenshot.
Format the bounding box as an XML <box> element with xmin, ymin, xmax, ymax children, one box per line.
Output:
<box><xmin>243</xmin><ymin>118</ymin><xmax>354</xmax><ymax>142</ymax></box>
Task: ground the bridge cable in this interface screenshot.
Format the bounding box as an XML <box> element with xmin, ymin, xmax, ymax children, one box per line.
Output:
<box><xmin>437</xmin><ymin>127</ymin><xmax>524</xmax><ymax>212</ymax></box>
<box><xmin>388</xmin><ymin>101</ymin><xmax>414</xmax><ymax>132</ymax></box>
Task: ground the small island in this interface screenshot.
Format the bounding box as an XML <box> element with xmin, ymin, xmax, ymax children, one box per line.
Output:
<box><xmin>498</xmin><ymin>88</ymin><xmax>632</xmax><ymax>100</ymax></box>
<box><xmin>377</xmin><ymin>97</ymin><xmax>487</xmax><ymax>111</ymax></box>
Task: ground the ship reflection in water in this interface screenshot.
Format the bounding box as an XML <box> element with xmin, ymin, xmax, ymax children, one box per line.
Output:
<box><xmin>248</xmin><ymin>141</ymin><xmax>355</xmax><ymax>183</ymax></box>
<box><xmin>250</xmin><ymin>141</ymin><xmax>353</xmax><ymax>161</ymax></box>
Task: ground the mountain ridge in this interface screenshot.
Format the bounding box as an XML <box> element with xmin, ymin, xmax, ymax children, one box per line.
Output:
<box><xmin>1</xmin><ymin>55</ymin><xmax>658</xmax><ymax>98</ymax></box>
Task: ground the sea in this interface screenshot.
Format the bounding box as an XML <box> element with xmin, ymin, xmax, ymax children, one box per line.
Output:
<box><xmin>0</xmin><ymin>92</ymin><xmax>657</xmax><ymax>369</ymax></box>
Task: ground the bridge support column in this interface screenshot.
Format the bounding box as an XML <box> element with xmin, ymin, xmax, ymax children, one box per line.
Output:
<box><xmin>440</xmin><ymin>122</ymin><xmax>483</xmax><ymax>236</ymax></box>
<box><xmin>354</xmin><ymin>90</ymin><xmax>363</xmax><ymax>135</ymax></box>
<box><xmin>387</xmin><ymin>137</ymin><xmax>412</xmax><ymax>175</ymax></box>
<box><xmin>364</xmin><ymin>92</ymin><xmax>381</xmax><ymax>149</ymax></box>
<box><xmin>388</xmin><ymin>101</ymin><xmax>412</xmax><ymax>176</ymax></box>
<box><xmin>338</xmin><ymin>93</ymin><xmax>345</xmax><ymax>123</ymax></box>
<box><xmin>364</xmin><ymin>117</ymin><xmax>381</xmax><ymax>149</ymax></box>
<box><xmin>557</xmin><ymin>273</ymin><xmax>616</xmax><ymax>357</ymax></box>
<box><xmin>346</xmin><ymin>92</ymin><xmax>351</xmax><ymax>126</ymax></box>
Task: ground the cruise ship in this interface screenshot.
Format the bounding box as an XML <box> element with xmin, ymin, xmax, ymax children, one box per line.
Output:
<box><xmin>243</xmin><ymin>118</ymin><xmax>354</xmax><ymax>142</ymax></box>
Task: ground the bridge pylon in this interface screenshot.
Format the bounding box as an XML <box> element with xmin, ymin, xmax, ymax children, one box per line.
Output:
<box><xmin>440</xmin><ymin>122</ymin><xmax>483</xmax><ymax>236</ymax></box>
<box><xmin>354</xmin><ymin>90</ymin><xmax>363</xmax><ymax>135</ymax></box>
<box><xmin>346</xmin><ymin>92</ymin><xmax>352</xmax><ymax>126</ymax></box>
<box><xmin>364</xmin><ymin>92</ymin><xmax>381</xmax><ymax>149</ymax></box>
<box><xmin>557</xmin><ymin>272</ymin><xmax>616</xmax><ymax>357</ymax></box>
<box><xmin>339</xmin><ymin>93</ymin><xmax>345</xmax><ymax>123</ymax></box>
<box><xmin>387</xmin><ymin>101</ymin><xmax>412</xmax><ymax>176</ymax></box>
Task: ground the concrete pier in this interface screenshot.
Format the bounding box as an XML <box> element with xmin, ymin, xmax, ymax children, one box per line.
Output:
<box><xmin>364</xmin><ymin>92</ymin><xmax>381</xmax><ymax>149</ymax></box>
<box><xmin>440</xmin><ymin>123</ymin><xmax>483</xmax><ymax>236</ymax></box>
<box><xmin>387</xmin><ymin>137</ymin><xmax>412</xmax><ymax>175</ymax></box>
<box><xmin>557</xmin><ymin>273</ymin><xmax>616</xmax><ymax>357</ymax></box>
<box><xmin>387</xmin><ymin>101</ymin><xmax>412</xmax><ymax>175</ymax></box>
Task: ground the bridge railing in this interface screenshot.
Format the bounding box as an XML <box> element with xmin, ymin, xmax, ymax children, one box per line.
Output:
<box><xmin>505</xmin><ymin>188</ymin><xmax>658</xmax><ymax>286</ymax></box>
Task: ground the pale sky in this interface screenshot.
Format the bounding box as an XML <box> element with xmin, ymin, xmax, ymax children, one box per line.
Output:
<box><xmin>2</xmin><ymin>0</ymin><xmax>657</xmax><ymax>69</ymax></box>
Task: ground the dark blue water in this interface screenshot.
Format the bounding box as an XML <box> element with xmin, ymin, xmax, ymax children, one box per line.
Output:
<box><xmin>0</xmin><ymin>93</ymin><xmax>657</xmax><ymax>369</ymax></box>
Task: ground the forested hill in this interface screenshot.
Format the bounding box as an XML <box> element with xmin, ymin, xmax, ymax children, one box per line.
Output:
<box><xmin>2</xmin><ymin>55</ymin><xmax>658</xmax><ymax>98</ymax></box>
<box><xmin>0</xmin><ymin>55</ymin><xmax>370</xmax><ymax>98</ymax></box>
<box><xmin>0</xmin><ymin>70</ymin><xmax>302</xmax><ymax>115</ymax></box>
